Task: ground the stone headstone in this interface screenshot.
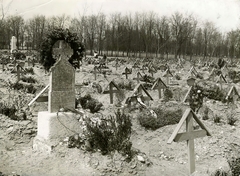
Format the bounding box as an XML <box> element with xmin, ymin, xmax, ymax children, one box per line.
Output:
<box><xmin>10</xmin><ymin>36</ymin><xmax>17</xmax><ymax>53</ymax></box>
<box><xmin>48</xmin><ymin>56</ymin><xmax>75</xmax><ymax>112</ymax></box>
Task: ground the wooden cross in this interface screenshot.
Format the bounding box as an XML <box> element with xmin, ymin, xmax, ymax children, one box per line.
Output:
<box><xmin>134</xmin><ymin>83</ymin><xmax>153</xmax><ymax>102</ymax></box>
<box><xmin>225</xmin><ymin>86</ymin><xmax>240</xmax><ymax>103</ymax></box>
<box><xmin>16</xmin><ymin>64</ymin><xmax>26</xmax><ymax>81</ymax></box>
<box><xmin>163</xmin><ymin>68</ymin><xmax>173</xmax><ymax>85</ymax></box>
<box><xmin>124</xmin><ymin>83</ymin><xmax>153</xmax><ymax>106</ymax></box>
<box><xmin>151</xmin><ymin>78</ymin><xmax>167</xmax><ymax>99</ymax></box>
<box><xmin>182</xmin><ymin>86</ymin><xmax>192</xmax><ymax>103</ymax></box>
<box><xmin>115</xmin><ymin>59</ymin><xmax>120</xmax><ymax>70</ymax></box>
<box><xmin>148</xmin><ymin>66</ymin><xmax>157</xmax><ymax>77</ymax></box>
<box><xmin>132</xmin><ymin>62</ymin><xmax>140</xmax><ymax>69</ymax></box>
<box><xmin>122</xmin><ymin>67</ymin><xmax>132</xmax><ymax>79</ymax></box>
<box><xmin>140</xmin><ymin>65</ymin><xmax>148</xmax><ymax>74</ymax></box>
<box><xmin>102</xmin><ymin>81</ymin><xmax>120</xmax><ymax>104</ymax></box>
<box><xmin>167</xmin><ymin>108</ymin><xmax>211</xmax><ymax>175</ymax></box>
<box><xmin>189</xmin><ymin>66</ymin><xmax>198</xmax><ymax>77</ymax></box>
<box><xmin>216</xmin><ymin>74</ymin><xmax>227</xmax><ymax>90</ymax></box>
<box><xmin>2</xmin><ymin>62</ymin><xmax>5</xmax><ymax>71</ymax></box>
<box><xmin>93</xmin><ymin>66</ymin><xmax>99</xmax><ymax>80</ymax></box>
<box><xmin>133</xmin><ymin>72</ymin><xmax>143</xmax><ymax>83</ymax></box>
<box><xmin>159</xmin><ymin>64</ymin><xmax>167</xmax><ymax>72</ymax></box>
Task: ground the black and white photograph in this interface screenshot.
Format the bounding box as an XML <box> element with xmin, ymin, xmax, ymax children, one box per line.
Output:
<box><xmin>1</xmin><ymin>0</ymin><xmax>240</xmax><ymax>175</ymax></box>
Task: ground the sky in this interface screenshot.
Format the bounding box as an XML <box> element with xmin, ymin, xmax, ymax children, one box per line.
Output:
<box><xmin>3</xmin><ymin>0</ymin><xmax>240</xmax><ymax>32</ymax></box>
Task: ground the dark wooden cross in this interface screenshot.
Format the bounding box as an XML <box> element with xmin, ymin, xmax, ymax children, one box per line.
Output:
<box><xmin>133</xmin><ymin>72</ymin><xmax>143</xmax><ymax>83</ymax></box>
<box><xmin>102</xmin><ymin>81</ymin><xmax>120</xmax><ymax>104</ymax></box>
<box><xmin>140</xmin><ymin>64</ymin><xmax>148</xmax><ymax>74</ymax></box>
<box><xmin>122</xmin><ymin>67</ymin><xmax>132</xmax><ymax>79</ymax></box>
<box><xmin>148</xmin><ymin>66</ymin><xmax>157</xmax><ymax>77</ymax></box>
<box><xmin>16</xmin><ymin>64</ymin><xmax>26</xmax><ymax>82</ymax></box>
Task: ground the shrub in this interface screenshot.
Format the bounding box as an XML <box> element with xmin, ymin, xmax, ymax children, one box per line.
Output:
<box><xmin>140</xmin><ymin>74</ymin><xmax>155</xmax><ymax>84</ymax></box>
<box><xmin>78</xmin><ymin>94</ymin><xmax>91</xmax><ymax>109</ymax></box>
<box><xmin>21</xmin><ymin>76</ymin><xmax>37</xmax><ymax>83</ymax></box>
<box><xmin>10</xmin><ymin>82</ymin><xmax>37</xmax><ymax>94</ymax></box>
<box><xmin>213</xmin><ymin>114</ymin><xmax>221</xmax><ymax>123</ymax></box>
<box><xmin>0</xmin><ymin>102</ymin><xmax>21</xmax><ymax>120</ymax></box>
<box><xmin>227</xmin><ymin>156</ymin><xmax>240</xmax><ymax>176</ymax></box>
<box><xmin>24</xmin><ymin>67</ymin><xmax>34</xmax><ymax>74</ymax></box>
<box><xmin>228</xmin><ymin>70</ymin><xmax>237</xmax><ymax>80</ymax></box>
<box><xmin>115</xmin><ymin>79</ymin><xmax>134</xmax><ymax>90</ymax></box>
<box><xmin>211</xmin><ymin>168</ymin><xmax>229</xmax><ymax>176</ymax></box>
<box><xmin>77</xmin><ymin>94</ymin><xmax>103</xmax><ymax>113</ymax></box>
<box><xmin>175</xmin><ymin>74</ymin><xmax>181</xmax><ymax>80</ymax></box>
<box><xmin>189</xmin><ymin>86</ymin><xmax>204</xmax><ymax>112</ymax></box>
<box><xmin>227</xmin><ymin>111</ymin><xmax>237</xmax><ymax>126</ymax></box>
<box><xmin>138</xmin><ymin>108</ymin><xmax>182</xmax><ymax>130</ymax></box>
<box><xmin>92</xmin><ymin>82</ymin><xmax>102</xmax><ymax>93</ymax></box>
<box><xmin>85</xmin><ymin>110</ymin><xmax>133</xmax><ymax>157</ymax></box>
<box><xmin>192</xmin><ymin>83</ymin><xmax>226</xmax><ymax>103</ymax></box>
<box><xmin>13</xmin><ymin>51</ymin><xmax>26</xmax><ymax>60</ymax></box>
<box><xmin>86</xmin><ymin>99</ymin><xmax>103</xmax><ymax>113</ymax></box>
<box><xmin>202</xmin><ymin>106</ymin><xmax>209</xmax><ymax>120</ymax></box>
<box><xmin>196</xmin><ymin>73</ymin><xmax>203</xmax><ymax>79</ymax></box>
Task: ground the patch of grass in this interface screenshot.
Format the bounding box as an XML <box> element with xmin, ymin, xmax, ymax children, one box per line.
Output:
<box><xmin>137</xmin><ymin>107</ymin><xmax>182</xmax><ymax>130</ymax></box>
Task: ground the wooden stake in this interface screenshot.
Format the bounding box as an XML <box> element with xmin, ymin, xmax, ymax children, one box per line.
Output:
<box><xmin>109</xmin><ymin>82</ymin><xmax>113</xmax><ymax>104</ymax></box>
<box><xmin>94</xmin><ymin>67</ymin><xmax>97</xmax><ymax>80</ymax></box>
<box><xmin>186</xmin><ymin>114</ymin><xmax>195</xmax><ymax>175</ymax></box>
<box><xmin>17</xmin><ymin>65</ymin><xmax>20</xmax><ymax>81</ymax></box>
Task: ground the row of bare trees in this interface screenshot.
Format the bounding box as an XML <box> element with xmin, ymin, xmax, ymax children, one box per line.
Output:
<box><xmin>0</xmin><ymin>11</ymin><xmax>240</xmax><ymax>59</ymax></box>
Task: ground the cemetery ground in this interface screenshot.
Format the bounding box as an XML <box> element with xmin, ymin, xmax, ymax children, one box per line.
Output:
<box><xmin>1</xmin><ymin>55</ymin><xmax>240</xmax><ymax>176</ymax></box>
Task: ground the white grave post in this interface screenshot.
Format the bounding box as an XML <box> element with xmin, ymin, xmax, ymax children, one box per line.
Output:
<box><xmin>10</xmin><ymin>36</ymin><xmax>17</xmax><ymax>53</ymax></box>
<box><xmin>33</xmin><ymin>56</ymin><xmax>82</xmax><ymax>153</ymax></box>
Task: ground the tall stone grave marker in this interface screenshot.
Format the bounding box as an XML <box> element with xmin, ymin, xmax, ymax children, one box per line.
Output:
<box><xmin>48</xmin><ymin>56</ymin><xmax>75</xmax><ymax>112</ymax></box>
<box><xmin>33</xmin><ymin>56</ymin><xmax>81</xmax><ymax>153</ymax></box>
<box><xmin>10</xmin><ymin>36</ymin><xmax>17</xmax><ymax>53</ymax></box>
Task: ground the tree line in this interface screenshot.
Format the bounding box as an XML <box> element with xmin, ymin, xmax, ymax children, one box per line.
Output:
<box><xmin>0</xmin><ymin>11</ymin><xmax>239</xmax><ymax>59</ymax></box>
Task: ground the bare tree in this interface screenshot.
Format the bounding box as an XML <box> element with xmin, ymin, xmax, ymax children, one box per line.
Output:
<box><xmin>155</xmin><ymin>15</ymin><xmax>170</xmax><ymax>58</ymax></box>
<box><xmin>6</xmin><ymin>15</ymin><xmax>24</xmax><ymax>49</ymax></box>
<box><xmin>96</xmin><ymin>13</ymin><xmax>106</xmax><ymax>55</ymax></box>
<box><xmin>25</xmin><ymin>15</ymin><xmax>46</xmax><ymax>50</ymax></box>
<box><xmin>170</xmin><ymin>12</ymin><xmax>196</xmax><ymax>59</ymax></box>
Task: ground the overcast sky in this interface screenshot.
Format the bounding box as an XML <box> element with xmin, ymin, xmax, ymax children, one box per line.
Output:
<box><xmin>4</xmin><ymin>0</ymin><xmax>240</xmax><ymax>32</ymax></box>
